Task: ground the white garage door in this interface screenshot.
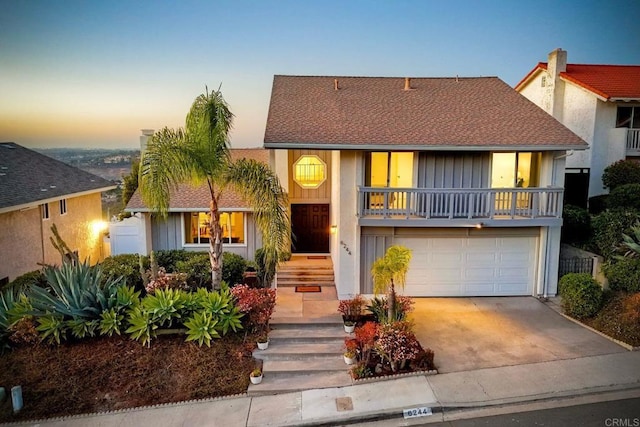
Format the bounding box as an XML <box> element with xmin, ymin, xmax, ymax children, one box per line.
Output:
<box><xmin>396</xmin><ymin>235</ymin><xmax>537</xmax><ymax>297</ymax></box>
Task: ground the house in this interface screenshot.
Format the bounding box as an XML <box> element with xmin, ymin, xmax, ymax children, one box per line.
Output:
<box><xmin>122</xmin><ymin>145</ymin><xmax>267</xmax><ymax>261</ymax></box>
<box><xmin>515</xmin><ymin>48</ymin><xmax>640</xmax><ymax>206</ymax></box>
<box><xmin>0</xmin><ymin>142</ymin><xmax>115</xmax><ymax>283</ymax></box>
<box><xmin>264</xmin><ymin>75</ymin><xmax>587</xmax><ymax>298</ymax></box>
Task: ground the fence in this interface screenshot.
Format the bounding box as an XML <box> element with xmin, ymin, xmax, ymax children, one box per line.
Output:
<box><xmin>558</xmin><ymin>257</ymin><xmax>594</xmax><ymax>278</ymax></box>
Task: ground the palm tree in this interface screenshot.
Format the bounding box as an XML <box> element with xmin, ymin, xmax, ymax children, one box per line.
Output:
<box><xmin>139</xmin><ymin>88</ymin><xmax>291</xmax><ymax>289</ymax></box>
<box><xmin>371</xmin><ymin>245</ymin><xmax>412</xmax><ymax>322</ymax></box>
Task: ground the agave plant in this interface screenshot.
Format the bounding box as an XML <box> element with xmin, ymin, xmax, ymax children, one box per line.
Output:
<box><xmin>621</xmin><ymin>222</ymin><xmax>640</xmax><ymax>258</ymax></box>
<box><xmin>28</xmin><ymin>261</ymin><xmax>125</xmax><ymax>320</ymax></box>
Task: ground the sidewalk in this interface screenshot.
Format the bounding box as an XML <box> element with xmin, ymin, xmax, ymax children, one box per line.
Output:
<box><xmin>13</xmin><ymin>350</ymin><xmax>640</xmax><ymax>427</ymax></box>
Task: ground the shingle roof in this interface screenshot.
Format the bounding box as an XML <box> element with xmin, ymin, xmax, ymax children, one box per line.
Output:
<box><xmin>0</xmin><ymin>143</ymin><xmax>115</xmax><ymax>213</ymax></box>
<box><xmin>516</xmin><ymin>63</ymin><xmax>640</xmax><ymax>100</ymax></box>
<box><xmin>126</xmin><ymin>148</ymin><xmax>269</xmax><ymax>212</ymax></box>
<box><xmin>263</xmin><ymin>75</ymin><xmax>586</xmax><ymax>150</ymax></box>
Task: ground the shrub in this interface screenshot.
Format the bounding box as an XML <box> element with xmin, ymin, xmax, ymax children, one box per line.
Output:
<box><xmin>558</xmin><ymin>273</ymin><xmax>603</xmax><ymax>319</ymax></box>
<box><xmin>603</xmin><ymin>258</ymin><xmax>640</xmax><ymax>293</ymax></box>
<box><xmin>354</xmin><ymin>321</ymin><xmax>377</xmax><ymax>363</ymax></box>
<box><xmin>367</xmin><ymin>295</ymin><xmax>414</xmax><ymax>323</ymax></box>
<box><xmin>337</xmin><ymin>295</ymin><xmax>367</xmax><ymax>321</ymax></box>
<box><xmin>561</xmin><ymin>205</ymin><xmax>591</xmax><ymax>244</ymax></box>
<box><xmin>254</xmin><ymin>248</ymin><xmax>276</xmax><ymax>288</ymax></box>
<box><xmin>590</xmin><ymin>209</ymin><xmax>639</xmax><ymax>260</ymax></box>
<box><xmin>588</xmin><ymin>195</ymin><xmax>609</xmax><ymax>215</ymax></box>
<box><xmin>622</xmin><ymin>292</ymin><xmax>640</xmax><ymax>324</ymax></box>
<box><xmin>375</xmin><ymin>321</ymin><xmax>421</xmax><ymax>372</ymax></box>
<box><xmin>602</xmin><ymin>160</ymin><xmax>640</xmax><ymax>190</ymax></box>
<box><xmin>608</xmin><ymin>184</ymin><xmax>640</xmax><ymax>210</ymax></box>
<box><xmin>222</xmin><ymin>252</ymin><xmax>247</xmax><ymax>286</ymax></box>
<box><xmin>230</xmin><ymin>284</ymin><xmax>276</xmax><ymax>333</ymax></box>
<box><xmin>100</xmin><ymin>254</ymin><xmax>149</xmax><ymax>292</ymax></box>
<box><xmin>145</xmin><ymin>268</ymin><xmax>189</xmax><ymax>294</ymax></box>
<box><xmin>5</xmin><ymin>270</ymin><xmax>46</xmax><ymax>292</ymax></box>
<box><xmin>155</xmin><ymin>250</ymin><xmax>193</xmax><ymax>272</ymax></box>
<box><xmin>176</xmin><ymin>253</ymin><xmax>211</xmax><ymax>289</ymax></box>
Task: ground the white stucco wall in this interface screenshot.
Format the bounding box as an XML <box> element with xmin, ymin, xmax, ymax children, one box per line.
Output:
<box><xmin>335</xmin><ymin>151</ymin><xmax>360</xmax><ymax>298</ymax></box>
<box><xmin>560</xmin><ymin>82</ymin><xmax>597</xmax><ymax>171</ymax></box>
<box><xmin>593</xmin><ymin>101</ymin><xmax>625</xmax><ymax>196</ymax></box>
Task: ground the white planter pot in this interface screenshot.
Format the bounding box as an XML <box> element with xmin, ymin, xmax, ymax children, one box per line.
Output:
<box><xmin>257</xmin><ymin>341</ymin><xmax>269</xmax><ymax>350</ymax></box>
<box><xmin>344</xmin><ymin>324</ymin><xmax>355</xmax><ymax>333</ymax></box>
<box><xmin>344</xmin><ymin>355</ymin><xmax>356</xmax><ymax>365</ymax></box>
<box><xmin>250</xmin><ymin>375</ymin><xmax>263</xmax><ymax>384</ymax></box>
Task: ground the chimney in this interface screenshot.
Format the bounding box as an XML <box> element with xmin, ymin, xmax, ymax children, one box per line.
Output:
<box><xmin>140</xmin><ymin>129</ymin><xmax>154</xmax><ymax>153</ymax></box>
<box><xmin>548</xmin><ymin>48</ymin><xmax>567</xmax><ymax>78</ymax></box>
<box><xmin>404</xmin><ymin>77</ymin><xmax>411</xmax><ymax>90</ymax></box>
<box><xmin>334</xmin><ymin>79</ymin><xmax>339</xmax><ymax>91</ymax></box>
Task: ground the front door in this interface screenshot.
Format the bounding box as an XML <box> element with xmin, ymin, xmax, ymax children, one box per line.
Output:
<box><xmin>291</xmin><ymin>204</ymin><xmax>329</xmax><ymax>253</ymax></box>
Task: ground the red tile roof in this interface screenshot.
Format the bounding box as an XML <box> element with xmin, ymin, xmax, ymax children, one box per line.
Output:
<box><xmin>264</xmin><ymin>76</ymin><xmax>586</xmax><ymax>150</ymax></box>
<box><xmin>126</xmin><ymin>148</ymin><xmax>269</xmax><ymax>211</ymax></box>
<box><xmin>516</xmin><ymin>63</ymin><xmax>640</xmax><ymax>100</ymax></box>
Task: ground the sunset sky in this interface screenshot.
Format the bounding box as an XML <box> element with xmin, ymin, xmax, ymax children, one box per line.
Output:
<box><xmin>1</xmin><ymin>0</ymin><xmax>639</xmax><ymax>149</ymax></box>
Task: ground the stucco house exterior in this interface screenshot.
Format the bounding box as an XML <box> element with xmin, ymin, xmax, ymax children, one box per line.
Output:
<box><xmin>264</xmin><ymin>75</ymin><xmax>587</xmax><ymax>299</ymax></box>
<box><xmin>515</xmin><ymin>48</ymin><xmax>640</xmax><ymax>206</ymax></box>
<box><xmin>0</xmin><ymin>142</ymin><xmax>115</xmax><ymax>283</ymax></box>
<box><xmin>121</xmin><ymin>148</ymin><xmax>267</xmax><ymax>260</ymax></box>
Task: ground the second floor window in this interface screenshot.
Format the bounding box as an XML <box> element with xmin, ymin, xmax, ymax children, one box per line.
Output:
<box><xmin>41</xmin><ymin>203</ymin><xmax>50</xmax><ymax>220</ymax></box>
<box><xmin>617</xmin><ymin>106</ymin><xmax>640</xmax><ymax>129</ymax></box>
<box><xmin>59</xmin><ymin>199</ymin><xmax>67</xmax><ymax>215</ymax></box>
<box><xmin>491</xmin><ymin>152</ymin><xmax>541</xmax><ymax>188</ymax></box>
<box><xmin>365</xmin><ymin>152</ymin><xmax>414</xmax><ymax>188</ymax></box>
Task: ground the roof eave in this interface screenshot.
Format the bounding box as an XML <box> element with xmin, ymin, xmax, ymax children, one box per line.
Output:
<box><xmin>125</xmin><ymin>207</ymin><xmax>253</xmax><ymax>213</ymax></box>
<box><xmin>514</xmin><ymin>64</ymin><xmax>546</xmax><ymax>91</ymax></box>
<box><xmin>610</xmin><ymin>97</ymin><xmax>640</xmax><ymax>102</ymax></box>
<box><xmin>264</xmin><ymin>142</ymin><xmax>588</xmax><ymax>151</ymax></box>
<box><xmin>0</xmin><ymin>185</ymin><xmax>117</xmax><ymax>215</ymax></box>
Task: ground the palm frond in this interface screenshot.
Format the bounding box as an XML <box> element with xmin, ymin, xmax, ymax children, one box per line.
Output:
<box><xmin>224</xmin><ymin>158</ymin><xmax>291</xmax><ymax>270</ymax></box>
<box><xmin>138</xmin><ymin>127</ymin><xmax>196</xmax><ymax>216</ymax></box>
<box><xmin>371</xmin><ymin>245</ymin><xmax>412</xmax><ymax>294</ymax></box>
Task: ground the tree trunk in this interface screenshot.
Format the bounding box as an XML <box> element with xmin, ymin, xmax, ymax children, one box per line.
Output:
<box><xmin>388</xmin><ymin>279</ymin><xmax>396</xmax><ymax>323</ymax></box>
<box><xmin>209</xmin><ymin>199</ymin><xmax>224</xmax><ymax>290</ymax></box>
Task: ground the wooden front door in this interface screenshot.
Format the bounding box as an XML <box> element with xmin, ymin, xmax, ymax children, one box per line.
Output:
<box><xmin>291</xmin><ymin>204</ymin><xmax>330</xmax><ymax>253</ymax></box>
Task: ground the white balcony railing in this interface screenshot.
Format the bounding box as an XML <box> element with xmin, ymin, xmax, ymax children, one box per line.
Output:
<box><xmin>358</xmin><ymin>187</ymin><xmax>563</xmax><ymax>220</ymax></box>
<box><xmin>626</xmin><ymin>129</ymin><xmax>640</xmax><ymax>154</ymax></box>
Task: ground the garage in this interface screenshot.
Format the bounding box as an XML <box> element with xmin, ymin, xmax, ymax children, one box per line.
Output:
<box><xmin>360</xmin><ymin>228</ymin><xmax>539</xmax><ymax>297</ymax></box>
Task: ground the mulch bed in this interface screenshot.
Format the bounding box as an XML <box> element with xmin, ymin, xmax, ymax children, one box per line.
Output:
<box><xmin>0</xmin><ymin>334</ymin><xmax>257</xmax><ymax>423</ymax></box>
<box><xmin>582</xmin><ymin>291</ymin><xmax>640</xmax><ymax>347</ymax></box>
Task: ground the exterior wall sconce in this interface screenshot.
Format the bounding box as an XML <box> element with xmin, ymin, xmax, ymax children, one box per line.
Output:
<box><xmin>475</xmin><ymin>223</ymin><xmax>484</xmax><ymax>229</ymax></box>
<box><xmin>330</xmin><ymin>225</ymin><xmax>338</xmax><ymax>234</ymax></box>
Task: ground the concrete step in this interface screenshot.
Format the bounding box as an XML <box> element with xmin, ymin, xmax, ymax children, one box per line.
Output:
<box><xmin>276</xmin><ymin>280</ymin><xmax>335</xmax><ymax>286</ymax></box>
<box><xmin>269</xmin><ymin>326</ymin><xmax>346</xmax><ymax>344</ymax></box>
<box><xmin>253</xmin><ymin>342</ymin><xmax>344</xmax><ymax>361</ymax></box>
<box><xmin>278</xmin><ymin>265</ymin><xmax>333</xmax><ymax>271</ymax></box>
<box><xmin>277</xmin><ymin>271</ymin><xmax>334</xmax><ymax>277</ymax></box>
<box><xmin>270</xmin><ymin>315</ymin><xmax>343</xmax><ymax>326</ymax></box>
<box><xmin>247</xmin><ymin>371</ymin><xmax>351</xmax><ymax>396</ymax></box>
<box><xmin>263</xmin><ymin>357</ymin><xmax>347</xmax><ymax>375</ymax></box>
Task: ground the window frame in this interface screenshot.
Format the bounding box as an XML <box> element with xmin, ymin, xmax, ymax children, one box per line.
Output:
<box><xmin>293</xmin><ymin>155</ymin><xmax>327</xmax><ymax>189</ymax></box>
<box><xmin>59</xmin><ymin>198</ymin><xmax>67</xmax><ymax>215</ymax></box>
<box><xmin>181</xmin><ymin>211</ymin><xmax>248</xmax><ymax>248</ymax></box>
<box><xmin>41</xmin><ymin>203</ymin><xmax>50</xmax><ymax>220</ymax></box>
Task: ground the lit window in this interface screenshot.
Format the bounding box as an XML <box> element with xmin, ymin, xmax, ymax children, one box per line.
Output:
<box><xmin>293</xmin><ymin>155</ymin><xmax>326</xmax><ymax>189</ymax></box>
<box><xmin>184</xmin><ymin>212</ymin><xmax>245</xmax><ymax>245</ymax></box>
<box><xmin>42</xmin><ymin>203</ymin><xmax>50</xmax><ymax>220</ymax></box>
<box><xmin>59</xmin><ymin>199</ymin><xmax>67</xmax><ymax>215</ymax></box>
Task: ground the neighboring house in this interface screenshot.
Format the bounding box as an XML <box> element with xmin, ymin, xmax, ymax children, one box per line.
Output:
<box><xmin>515</xmin><ymin>48</ymin><xmax>640</xmax><ymax>206</ymax></box>
<box><xmin>122</xmin><ymin>148</ymin><xmax>267</xmax><ymax>261</ymax></box>
<box><xmin>0</xmin><ymin>142</ymin><xmax>115</xmax><ymax>283</ymax></box>
<box><xmin>264</xmin><ymin>75</ymin><xmax>587</xmax><ymax>298</ymax></box>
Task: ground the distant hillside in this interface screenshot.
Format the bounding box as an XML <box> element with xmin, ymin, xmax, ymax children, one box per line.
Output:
<box><xmin>36</xmin><ymin>148</ymin><xmax>140</xmax><ymax>182</ymax></box>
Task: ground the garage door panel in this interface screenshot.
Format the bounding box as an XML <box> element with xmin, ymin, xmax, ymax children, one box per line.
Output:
<box><xmin>396</xmin><ymin>234</ymin><xmax>537</xmax><ymax>297</ymax></box>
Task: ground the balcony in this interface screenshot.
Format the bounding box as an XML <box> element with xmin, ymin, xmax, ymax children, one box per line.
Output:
<box><xmin>357</xmin><ymin>187</ymin><xmax>563</xmax><ymax>227</ymax></box>
<box><xmin>626</xmin><ymin>129</ymin><xmax>640</xmax><ymax>156</ymax></box>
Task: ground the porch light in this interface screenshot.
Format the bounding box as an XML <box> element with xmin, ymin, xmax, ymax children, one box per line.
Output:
<box><xmin>475</xmin><ymin>223</ymin><xmax>484</xmax><ymax>229</ymax></box>
<box><xmin>330</xmin><ymin>225</ymin><xmax>338</xmax><ymax>234</ymax></box>
<box><xmin>293</xmin><ymin>155</ymin><xmax>326</xmax><ymax>189</ymax></box>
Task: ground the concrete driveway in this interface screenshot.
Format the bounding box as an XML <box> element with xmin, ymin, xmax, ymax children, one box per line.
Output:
<box><xmin>409</xmin><ymin>297</ymin><xmax>627</xmax><ymax>373</ymax></box>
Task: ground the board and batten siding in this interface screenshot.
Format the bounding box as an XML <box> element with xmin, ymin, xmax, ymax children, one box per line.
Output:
<box><xmin>417</xmin><ymin>152</ymin><xmax>490</xmax><ymax>189</ymax></box>
<box><xmin>288</xmin><ymin>149</ymin><xmax>331</xmax><ymax>203</ymax></box>
<box><xmin>150</xmin><ymin>212</ymin><xmax>260</xmax><ymax>260</ymax></box>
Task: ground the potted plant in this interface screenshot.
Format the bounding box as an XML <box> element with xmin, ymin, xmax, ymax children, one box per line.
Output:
<box><xmin>343</xmin><ymin>350</ymin><xmax>356</xmax><ymax>365</ymax></box>
<box><xmin>344</xmin><ymin>320</ymin><xmax>356</xmax><ymax>333</ymax></box>
<box><xmin>257</xmin><ymin>333</ymin><xmax>269</xmax><ymax>350</ymax></box>
<box><xmin>338</xmin><ymin>295</ymin><xmax>366</xmax><ymax>329</ymax></box>
<box><xmin>250</xmin><ymin>368</ymin><xmax>263</xmax><ymax>384</ymax></box>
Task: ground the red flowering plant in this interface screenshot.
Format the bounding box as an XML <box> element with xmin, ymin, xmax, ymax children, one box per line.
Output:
<box><xmin>337</xmin><ymin>294</ymin><xmax>366</xmax><ymax>323</ymax></box>
<box><xmin>230</xmin><ymin>285</ymin><xmax>276</xmax><ymax>336</ymax></box>
<box><xmin>375</xmin><ymin>320</ymin><xmax>421</xmax><ymax>372</ymax></box>
<box><xmin>344</xmin><ymin>337</ymin><xmax>359</xmax><ymax>359</ymax></box>
<box><xmin>354</xmin><ymin>321</ymin><xmax>377</xmax><ymax>364</ymax></box>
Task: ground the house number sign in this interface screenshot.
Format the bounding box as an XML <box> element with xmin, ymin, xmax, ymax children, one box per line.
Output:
<box><xmin>403</xmin><ymin>406</ymin><xmax>432</xmax><ymax>418</ymax></box>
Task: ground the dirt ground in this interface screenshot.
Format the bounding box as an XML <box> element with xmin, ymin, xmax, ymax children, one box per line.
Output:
<box><xmin>0</xmin><ymin>334</ymin><xmax>257</xmax><ymax>423</ymax></box>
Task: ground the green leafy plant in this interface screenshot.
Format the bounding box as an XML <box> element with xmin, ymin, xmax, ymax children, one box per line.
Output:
<box><xmin>195</xmin><ymin>287</ymin><xmax>243</xmax><ymax>335</ymax></box>
<box><xmin>36</xmin><ymin>314</ymin><xmax>67</xmax><ymax>344</ymax></box>
<box><xmin>184</xmin><ymin>311</ymin><xmax>220</xmax><ymax>347</ymax></box>
<box><xmin>29</xmin><ymin>261</ymin><xmax>124</xmax><ymax>320</ymax></box>
<box><xmin>602</xmin><ymin>159</ymin><xmax>640</xmax><ymax>190</ymax></box>
<box><xmin>608</xmin><ymin>184</ymin><xmax>640</xmax><ymax>211</ymax></box>
<box><xmin>66</xmin><ymin>318</ymin><xmax>99</xmax><ymax>339</ymax></box>
<box><xmin>337</xmin><ymin>295</ymin><xmax>366</xmax><ymax>322</ymax></box>
<box><xmin>603</xmin><ymin>258</ymin><xmax>640</xmax><ymax>293</ymax></box>
<box><xmin>367</xmin><ymin>295</ymin><xmax>414</xmax><ymax>323</ymax></box>
<box><xmin>125</xmin><ymin>306</ymin><xmax>156</xmax><ymax>346</ymax></box>
<box><xmin>561</xmin><ymin>204</ymin><xmax>591</xmax><ymax>244</ymax></box>
<box><xmin>176</xmin><ymin>253</ymin><xmax>211</xmax><ymax>289</ymax></box>
<box><xmin>141</xmin><ymin>288</ymin><xmax>187</xmax><ymax>328</ymax></box>
<box><xmin>590</xmin><ymin>209</ymin><xmax>639</xmax><ymax>260</ymax></box>
<box><xmin>99</xmin><ymin>308</ymin><xmax>124</xmax><ymax>336</ymax></box>
<box><xmin>621</xmin><ymin>222</ymin><xmax>640</xmax><ymax>258</ymax></box>
<box><xmin>221</xmin><ymin>252</ymin><xmax>247</xmax><ymax>286</ymax></box>
<box><xmin>4</xmin><ymin>270</ymin><xmax>46</xmax><ymax>293</ymax></box>
<box><xmin>558</xmin><ymin>273</ymin><xmax>603</xmax><ymax>319</ymax></box>
<box><xmin>100</xmin><ymin>254</ymin><xmax>149</xmax><ymax>292</ymax></box>
<box><xmin>371</xmin><ymin>245</ymin><xmax>412</xmax><ymax>323</ymax></box>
